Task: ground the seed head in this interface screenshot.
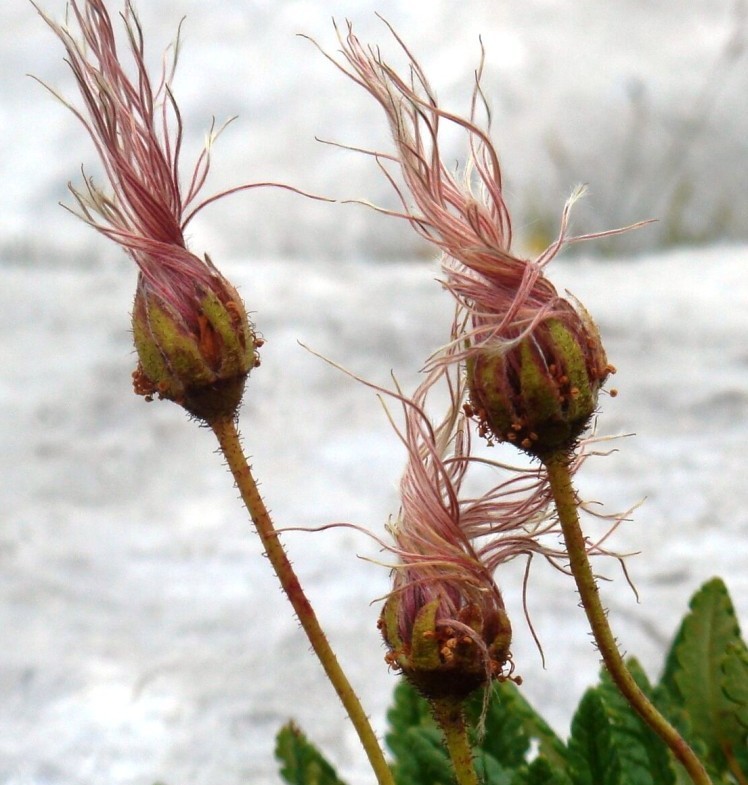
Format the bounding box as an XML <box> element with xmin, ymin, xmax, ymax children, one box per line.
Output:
<box><xmin>131</xmin><ymin>257</ymin><xmax>259</xmax><ymax>420</ymax></box>
<box><xmin>322</xmin><ymin>19</ymin><xmax>646</xmax><ymax>454</ymax></box>
<box><xmin>34</xmin><ymin>0</ymin><xmax>264</xmax><ymax>422</ymax></box>
<box><xmin>369</xmin><ymin>347</ymin><xmax>565</xmax><ymax>701</ymax></box>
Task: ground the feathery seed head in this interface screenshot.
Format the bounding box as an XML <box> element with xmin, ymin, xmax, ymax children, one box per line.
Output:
<box><xmin>35</xmin><ymin>0</ymin><xmax>262</xmax><ymax>422</ymax></box>
<box><xmin>131</xmin><ymin>258</ymin><xmax>259</xmax><ymax>421</ymax></box>
<box><xmin>378</xmin><ymin>364</ymin><xmax>515</xmax><ymax>701</ymax></box>
<box><xmin>324</xmin><ymin>20</ymin><xmax>642</xmax><ymax>454</ymax></box>
<box><xmin>369</xmin><ymin>345</ymin><xmax>565</xmax><ymax>701</ymax></box>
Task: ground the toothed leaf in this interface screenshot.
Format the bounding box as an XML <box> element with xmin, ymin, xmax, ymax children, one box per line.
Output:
<box><xmin>386</xmin><ymin>679</ymin><xmax>434</xmax><ymax>769</ymax></box>
<box><xmin>275</xmin><ymin>722</ymin><xmax>347</xmax><ymax>785</ymax></box>
<box><xmin>567</xmin><ymin>688</ymin><xmax>618</xmax><ymax>785</ymax></box>
<box><xmin>598</xmin><ymin>661</ymin><xmax>675</xmax><ymax>785</ymax></box>
<box><xmin>567</xmin><ymin>682</ymin><xmax>666</xmax><ymax>785</ymax></box>
<box><xmin>464</xmin><ymin>681</ymin><xmax>529</xmax><ymax>769</ymax></box>
<box><xmin>493</xmin><ymin>680</ymin><xmax>567</xmax><ymax>768</ymax></box>
<box><xmin>385</xmin><ymin>681</ymin><xmax>454</xmax><ymax>785</ymax></box>
<box><xmin>722</xmin><ymin>641</ymin><xmax>748</xmax><ymax>779</ymax></box>
<box><xmin>396</xmin><ymin>726</ymin><xmax>453</xmax><ymax>785</ymax></box>
<box><xmin>659</xmin><ymin>578</ymin><xmax>746</xmax><ymax>773</ymax></box>
<box><xmin>472</xmin><ymin>751</ymin><xmax>513</xmax><ymax>785</ymax></box>
<box><xmin>722</xmin><ymin>640</ymin><xmax>748</xmax><ymax>729</ymax></box>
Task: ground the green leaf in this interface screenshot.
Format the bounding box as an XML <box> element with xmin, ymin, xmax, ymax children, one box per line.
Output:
<box><xmin>386</xmin><ymin>680</ymin><xmax>433</xmax><ymax>742</ymax></box>
<box><xmin>386</xmin><ymin>677</ymin><xmax>568</xmax><ymax>783</ymax></box>
<box><xmin>598</xmin><ymin>661</ymin><xmax>675</xmax><ymax>785</ymax></box>
<box><xmin>385</xmin><ymin>681</ymin><xmax>455</xmax><ymax>785</ymax></box>
<box><xmin>722</xmin><ymin>640</ymin><xmax>748</xmax><ymax>729</ymax></box>
<box><xmin>385</xmin><ymin>679</ymin><xmax>435</xmax><ymax>777</ymax></box>
<box><xmin>465</xmin><ymin>682</ymin><xmax>530</xmax><ymax>769</ymax></box>
<box><xmin>722</xmin><ymin>641</ymin><xmax>748</xmax><ymax>781</ymax></box>
<box><xmin>567</xmin><ymin>688</ymin><xmax>619</xmax><ymax>785</ymax></box>
<box><xmin>492</xmin><ymin>680</ymin><xmax>568</xmax><ymax>768</ymax></box>
<box><xmin>472</xmin><ymin>751</ymin><xmax>513</xmax><ymax>785</ymax></box>
<box><xmin>275</xmin><ymin>722</ymin><xmax>347</xmax><ymax>785</ymax></box>
<box><xmin>567</xmin><ymin>679</ymin><xmax>668</xmax><ymax>785</ymax></box>
<box><xmin>659</xmin><ymin>578</ymin><xmax>746</xmax><ymax>772</ymax></box>
<box><xmin>395</xmin><ymin>726</ymin><xmax>454</xmax><ymax>785</ymax></box>
<box><xmin>463</xmin><ymin>681</ymin><xmax>566</xmax><ymax>771</ymax></box>
<box><xmin>513</xmin><ymin>757</ymin><xmax>574</xmax><ymax>785</ymax></box>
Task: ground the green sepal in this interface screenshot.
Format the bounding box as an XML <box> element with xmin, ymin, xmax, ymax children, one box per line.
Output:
<box><xmin>381</xmin><ymin>595</ymin><xmax>404</xmax><ymax>652</ymax></box>
<box><xmin>199</xmin><ymin>287</ymin><xmax>254</xmax><ymax>374</ymax></box>
<box><xmin>132</xmin><ymin>301</ymin><xmax>173</xmax><ymax>389</ymax></box>
<box><xmin>546</xmin><ymin>319</ymin><xmax>594</xmax><ymax>422</ymax></box>
<box><xmin>146</xmin><ymin>297</ymin><xmax>215</xmax><ymax>385</ymax></box>
<box><xmin>487</xmin><ymin>608</ymin><xmax>513</xmax><ymax>666</ymax></box>
<box><xmin>410</xmin><ymin>598</ymin><xmax>442</xmax><ymax>671</ymax></box>
<box><xmin>519</xmin><ymin>338</ymin><xmax>562</xmax><ymax>425</ymax></box>
<box><xmin>468</xmin><ymin>353</ymin><xmax>514</xmax><ymax>436</ymax></box>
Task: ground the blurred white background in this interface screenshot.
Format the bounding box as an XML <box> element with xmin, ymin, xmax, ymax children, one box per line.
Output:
<box><xmin>1</xmin><ymin>2</ymin><xmax>747</xmax><ymax>784</ymax></box>
<box><xmin>4</xmin><ymin>0</ymin><xmax>748</xmax><ymax>262</ymax></box>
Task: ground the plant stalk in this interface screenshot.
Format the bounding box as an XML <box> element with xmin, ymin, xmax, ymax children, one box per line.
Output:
<box><xmin>430</xmin><ymin>699</ymin><xmax>480</xmax><ymax>785</ymax></box>
<box><xmin>211</xmin><ymin>417</ymin><xmax>395</xmax><ymax>785</ymax></box>
<box><xmin>544</xmin><ymin>452</ymin><xmax>712</xmax><ymax>785</ymax></box>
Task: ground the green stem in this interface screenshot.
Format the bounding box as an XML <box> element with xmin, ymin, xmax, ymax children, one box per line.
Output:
<box><xmin>430</xmin><ymin>699</ymin><xmax>480</xmax><ymax>785</ymax></box>
<box><xmin>724</xmin><ymin>744</ymin><xmax>748</xmax><ymax>785</ymax></box>
<box><xmin>211</xmin><ymin>417</ymin><xmax>395</xmax><ymax>785</ymax></box>
<box><xmin>544</xmin><ymin>452</ymin><xmax>713</xmax><ymax>785</ymax></box>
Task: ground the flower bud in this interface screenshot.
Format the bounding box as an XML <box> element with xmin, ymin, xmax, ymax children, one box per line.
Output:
<box><xmin>379</xmin><ymin>593</ymin><xmax>512</xmax><ymax>702</ymax></box>
<box><xmin>467</xmin><ymin>302</ymin><xmax>612</xmax><ymax>458</ymax></box>
<box><xmin>131</xmin><ymin>270</ymin><xmax>260</xmax><ymax>423</ymax></box>
<box><xmin>36</xmin><ymin>0</ymin><xmax>273</xmax><ymax>426</ymax></box>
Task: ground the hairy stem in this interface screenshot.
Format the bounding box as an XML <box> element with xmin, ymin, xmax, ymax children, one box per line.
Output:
<box><xmin>211</xmin><ymin>417</ymin><xmax>395</xmax><ymax>785</ymax></box>
<box><xmin>545</xmin><ymin>452</ymin><xmax>713</xmax><ymax>785</ymax></box>
<box><xmin>430</xmin><ymin>699</ymin><xmax>480</xmax><ymax>785</ymax></box>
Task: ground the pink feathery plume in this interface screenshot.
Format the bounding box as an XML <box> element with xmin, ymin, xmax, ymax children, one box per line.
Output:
<box><xmin>300</xmin><ymin>322</ymin><xmax>631</xmax><ymax>686</ymax></box>
<box><xmin>33</xmin><ymin>0</ymin><xmax>317</xmax><ymax>331</ymax></box>
<box><xmin>33</xmin><ymin>0</ymin><xmax>226</xmax><ymax>325</ymax></box>
<box><xmin>317</xmin><ymin>19</ymin><xmax>655</xmax><ymax>457</ymax></box>
<box><xmin>348</xmin><ymin>327</ymin><xmax>573</xmax><ymax>693</ymax></box>
<box><xmin>315</xmin><ymin>19</ymin><xmax>647</xmax><ymax>361</ymax></box>
<box><xmin>374</xmin><ymin>341</ymin><xmax>632</xmax><ymax>685</ymax></box>
<box><xmin>32</xmin><ymin>0</ymin><xmax>319</xmax><ymax>420</ymax></box>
